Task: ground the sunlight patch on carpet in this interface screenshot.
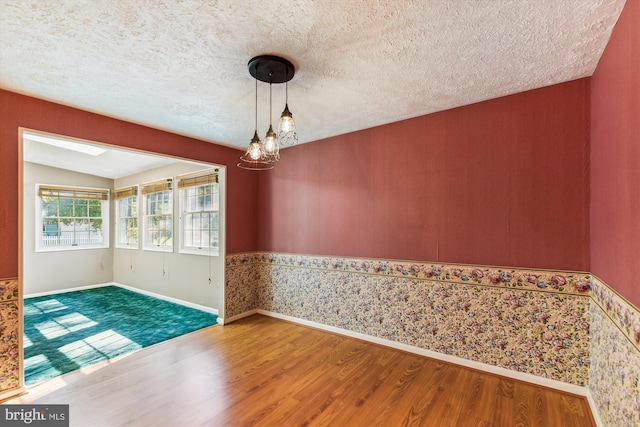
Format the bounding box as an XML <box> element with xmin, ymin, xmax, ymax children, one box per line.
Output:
<box><xmin>24</xmin><ymin>299</ymin><xmax>67</xmax><ymax>315</ymax></box>
<box><xmin>35</xmin><ymin>312</ymin><xmax>98</xmax><ymax>339</ymax></box>
<box><xmin>23</xmin><ymin>286</ymin><xmax>218</xmax><ymax>386</ymax></box>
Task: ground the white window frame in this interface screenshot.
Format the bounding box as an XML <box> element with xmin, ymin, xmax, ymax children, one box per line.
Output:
<box><xmin>114</xmin><ymin>186</ymin><xmax>139</xmax><ymax>249</ymax></box>
<box><xmin>178</xmin><ymin>170</ymin><xmax>220</xmax><ymax>257</ymax></box>
<box><xmin>35</xmin><ymin>184</ymin><xmax>110</xmax><ymax>252</ymax></box>
<box><xmin>141</xmin><ymin>178</ymin><xmax>174</xmax><ymax>252</ymax></box>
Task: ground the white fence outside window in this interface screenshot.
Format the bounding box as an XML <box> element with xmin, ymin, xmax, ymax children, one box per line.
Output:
<box><xmin>41</xmin><ymin>232</ymin><xmax>103</xmax><ymax>247</ymax></box>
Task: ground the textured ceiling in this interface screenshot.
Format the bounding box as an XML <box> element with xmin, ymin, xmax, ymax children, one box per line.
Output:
<box><xmin>0</xmin><ymin>0</ymin><xmax>626</xmax><ymax>150</ymax></box>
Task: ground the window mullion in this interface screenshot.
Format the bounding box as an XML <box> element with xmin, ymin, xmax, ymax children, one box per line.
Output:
<box><xmin>37</xmin><ymin>185</ymin><xmax>108</xmax><ymax>251</ymax></box>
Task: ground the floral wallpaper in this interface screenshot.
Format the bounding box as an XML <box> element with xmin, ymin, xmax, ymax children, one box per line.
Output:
<box><xmin>225</xmin><ymin>255</ymin><xmax>263</xmax><ymax>318</ymax></box>
<box><xmin>591</xmin><ymin>276</ymin><xmax>640</xmax><ymax>351</ymax></box>
<box><xmin>0</xmin><ymin>278</ymin><xmax>20</xmax><ymax>394</ymax></box>
<box><xmin>589</xmin><ymin>276</ymin><xmax>640</xmax><ymax>427</ymax></box>
<box><xmin>226</xmin><ymin>253</ymin><xmax>592</xmax><ymax>385</ymax></box>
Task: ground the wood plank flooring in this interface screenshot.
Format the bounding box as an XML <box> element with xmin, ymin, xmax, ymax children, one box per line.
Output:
<box><xmin>4</xmin><ymin>314</ymin><xmax>596</xmax><ymax>427</ymax></box>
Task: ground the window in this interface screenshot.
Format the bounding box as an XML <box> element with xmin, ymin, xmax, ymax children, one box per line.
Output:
<box><xmin>178</xmin><ymin>171</ymin><xmax>219</xmax><ymax>256</ymax></box>
<box><xmin>37</xmin><ymin>185</ymin><xmax>109</xmax><ymax>251</ymax></box>
<box><xmin>114</xmin><ymin>186</ymin><xmax>138</xmax><ymax>248</ymax></box>
<box><xmin>141</xmin><ymin>178</ymin><xmax>173</xmax><ymax>251</ymax></box>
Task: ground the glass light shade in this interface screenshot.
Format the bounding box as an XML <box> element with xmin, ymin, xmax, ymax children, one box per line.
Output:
<box><xmin>247</xmin><ymin>141</ymin><xmax>262</xmax><ymax>160</ymax></box>
<box><xmin>240</xmin><ymin>131</ymin><xmax>266</xmax><ymax>162</ymax></box>
<box><xmin>277</xmin><ymin>104</ymin><xmax>298</xmax><ymax>147</ymax></box>
<box><xmin>278</xmin><ymin>104</ymin><xmax>294</xmax><ymax>133</ymax></box>
<box><xmin>246</xmin><ymin>131</ymin><xmax>264</xmax><ymax>160</ymax></box>
<box><xmin>263</xmin><ymin>125</ymin><xmax>279</xmax><ymax>160</ymax></box>
<box><xmin>238</xmin><ymin>131</ymin><xmax>274</xmax><ymax>170</ymax></box>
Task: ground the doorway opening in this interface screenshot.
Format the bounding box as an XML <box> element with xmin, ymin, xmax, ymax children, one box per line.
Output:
<box><xmin>20</xmin><ymin>128</ymin><xmax>226</xmax><ymax>386</ymax></box>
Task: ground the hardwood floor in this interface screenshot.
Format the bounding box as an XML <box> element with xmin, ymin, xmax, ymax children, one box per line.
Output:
<box><xmin>5</xmin><ymin>314</ymin><xmax>596</xmax><ymax>427</ymax></box>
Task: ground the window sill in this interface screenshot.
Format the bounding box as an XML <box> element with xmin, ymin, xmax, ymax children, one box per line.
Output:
<box><xmin>179</xmin><ymin>248</ymin><xmax>220</xmax><ymax>257</ymax></box>
<box><xmin>36</xmin><ymin>245</ymin><xmax>109</xmax><ymax>253</ymax></box>
<box><xmin>116</xmin><ymin>243</ymin><xmax>140</xmax><ymax>250</ymax></box>
<box><xmin>143</xmin><ymin>245</ymin><xmax>174</xmax><ymax>253</ymax></box>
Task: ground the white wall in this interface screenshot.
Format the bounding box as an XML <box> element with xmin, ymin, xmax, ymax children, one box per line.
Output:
<box><xmin>23</xmin><ymin>160</ymin><xmax>226</xmax><ymax>314</ymax></box>
<box><xmin>113</xmin><ymin>162</ymin><xmax>226</xmax><ymax>312</ymax></box>
<box><xmin>23</xmin><ymin>162</ymin><xmax>114</xmax><ymax>294</ymax></box>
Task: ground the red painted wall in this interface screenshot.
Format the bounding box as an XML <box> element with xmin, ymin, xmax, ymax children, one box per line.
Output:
<box><xmin>0</xmin><ymin>90</ymin><xmax>259</xmax><ymax>279</ymax></box>
<box><xmin>258</xmin><ymin>80</ymin><xmax>591</xmax><ymax>271</ymax></box>
<box><xmin>590</xmin><ymin>0</ymin><xmax>640</xmax><ymax>307</ymax></box>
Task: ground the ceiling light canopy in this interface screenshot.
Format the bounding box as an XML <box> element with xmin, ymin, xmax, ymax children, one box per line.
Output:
<box><xmin>238</xmin><ymin>55</ymin><xmax>298</xmax><ymax>171</ymax></box>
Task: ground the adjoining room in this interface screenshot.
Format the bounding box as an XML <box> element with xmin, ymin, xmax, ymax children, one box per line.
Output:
<box><xmin>21</xmin><ymin>131</ymin><xmax>224</xmax><ymax>385</ymax></box>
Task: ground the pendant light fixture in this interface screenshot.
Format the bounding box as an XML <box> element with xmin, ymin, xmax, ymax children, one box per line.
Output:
<box><xmin>238</xmin><ymin>55</ymin><xmax>296</xmax><ymax>170</ymax></box>
<box><xmin>278</xmin><ymin>79</ymin><xmax>298</xmax><ymax>147</ymax></box>
<box><xmin>238</xmin><ymin>77</ymin><xmax>273</xmax><ymax>170</ymax></box>
<box><xmin>263</xmin><ymin>80</ymin><xmax>279</xmax><ymax>161</ymax></box>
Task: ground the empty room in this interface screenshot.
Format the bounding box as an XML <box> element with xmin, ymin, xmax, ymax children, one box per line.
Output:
<box><xmin>0</xmin><ymin>1</ymin><xmax>638</xmax><ymax>426</ymax></box>
<box><xmin>19</xmin><ymin>133</ymin><xmax>225</xmax><ymax>387</ymax></box>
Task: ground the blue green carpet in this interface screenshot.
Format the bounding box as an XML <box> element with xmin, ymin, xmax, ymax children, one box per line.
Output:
<box><xmin>23</xmin><ymin>285</ymin><xmax>218</xmax><ymax>386</ymax></box>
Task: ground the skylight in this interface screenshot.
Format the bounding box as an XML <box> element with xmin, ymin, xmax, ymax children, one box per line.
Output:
<box><xmin>23</xmin><ymin>131</ymin><xmax>107</xmax><ymax>156</ymax></box>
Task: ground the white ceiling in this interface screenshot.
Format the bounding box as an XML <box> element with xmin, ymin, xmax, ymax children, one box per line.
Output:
<box><xmin>22</xmin><ymin>131</ymin><xmax>189</xmax><ymax>179</ymax></box>
<box><xmin>0</xmin><ymin>0</ymin><xmax>626</xmax><ymax>151</ymax></box>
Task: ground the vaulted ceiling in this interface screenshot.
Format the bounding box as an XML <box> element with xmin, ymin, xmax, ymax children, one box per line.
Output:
<box><xmin>0</xmin><ymin>0</ymin><xmax>626</xmax><ymax>150</ymax></box>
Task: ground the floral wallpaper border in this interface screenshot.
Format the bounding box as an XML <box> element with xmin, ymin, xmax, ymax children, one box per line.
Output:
<box><xmin>226</xmin><ymin>252</ymin><xmax>592</xmax><ymax>295</ymax></box>
<box><xmin>0</xmin><ymin>278</ymin><xmax>21</xmax><ymax>394</ymax></box>
<box><xmin>591</xmin><ymin>275</ymin><xmax>640</xmax><ymax>352</ymax></box>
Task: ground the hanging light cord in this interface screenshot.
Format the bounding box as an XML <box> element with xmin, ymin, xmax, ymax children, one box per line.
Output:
<box><xmin>255</xmin><ymin>77</ymin><xmax>258</xmax><ymax>132</ymax></box>
<box><xmin>208</xmin><ymin>222</ymin><xmax>212</xmax><ymax>285</ymax></box>
<box><xmin>269</xmin><ymin>79</ymin><xmax>273</xmax><ymax>126</ymax></box>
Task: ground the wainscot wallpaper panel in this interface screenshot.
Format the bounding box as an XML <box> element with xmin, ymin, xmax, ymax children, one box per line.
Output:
<box><xmin>225</xmin><ymin>254</ymin><xmax>263</xmax><ymax>317</ymax></box>
<box><xmin>0</xmin><ymin>278</ymin><xmax>20</xmax><ymax>394</ymax></box>
<box><xmin>589</xmin><ymin>278</ymin><xmax>640</xmax><ymax>427</ymax></box>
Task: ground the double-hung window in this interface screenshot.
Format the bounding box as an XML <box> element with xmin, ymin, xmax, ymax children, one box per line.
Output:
<box><xmin>37</xmin><ymin>185</ymin><xmax>109</xmax><ymax>251</ymax></box>
<box><xmin>178</xmin><ymin>170</ymin><xmax>219</xmax><ymax>256</ymax></box>
<box><xmin>114</xmin><ymin>186</ymin><xmax>138</xmax><ymax>248</ymax></box>
<box><xmin>141</xmin><ymin>178</ymin><xmax>173</xmax><ymax>251</ymax></box>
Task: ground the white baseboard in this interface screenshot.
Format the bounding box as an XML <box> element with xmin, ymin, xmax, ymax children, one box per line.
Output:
<box><xmin>112</xmin><ymin>282</ymin><xmax>219</xmax><ymax>315</ymax></box>
<box><xmin>585</xmin><ymin>389</ymin><xmax>604</xmax><ymax>427</ymax></box>
<box><xmin>25</xmin><ymin>282</ymin><xmax>111</xmax><ymax>298</ymax></box>
<box><xmin>0</xmin><ymin>386</ymin><xmax>26</xmax><ymax>403</ymax></box>
<box><xmin>254</xmin><ymin>309</ymin><xmax>592</xmax><ymax>398</ymax></box>
<box><xmin>223</xmin><ymin>309</ymin><xmax>259</xmax><ymax>325</ymax></box>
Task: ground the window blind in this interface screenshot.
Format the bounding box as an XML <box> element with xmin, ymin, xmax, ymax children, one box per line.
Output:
<box><xmin>112</xmin><ymin>186</ymin><xmax>138</xmax><ymax>200</ymax></box>
<box><xmin>38</xmin><ymin>185</ymin><xmax>109</xmax><ymax>201</ymax></box>
<box><xmin>140</xmin><ymin>179</ymin><xmax>173</xmax><ymax>195</ymax></box>
<box><xmin>177</xmin><ymin>172</ymin><xmax>219</xmax><ymax>189</ymax></box>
